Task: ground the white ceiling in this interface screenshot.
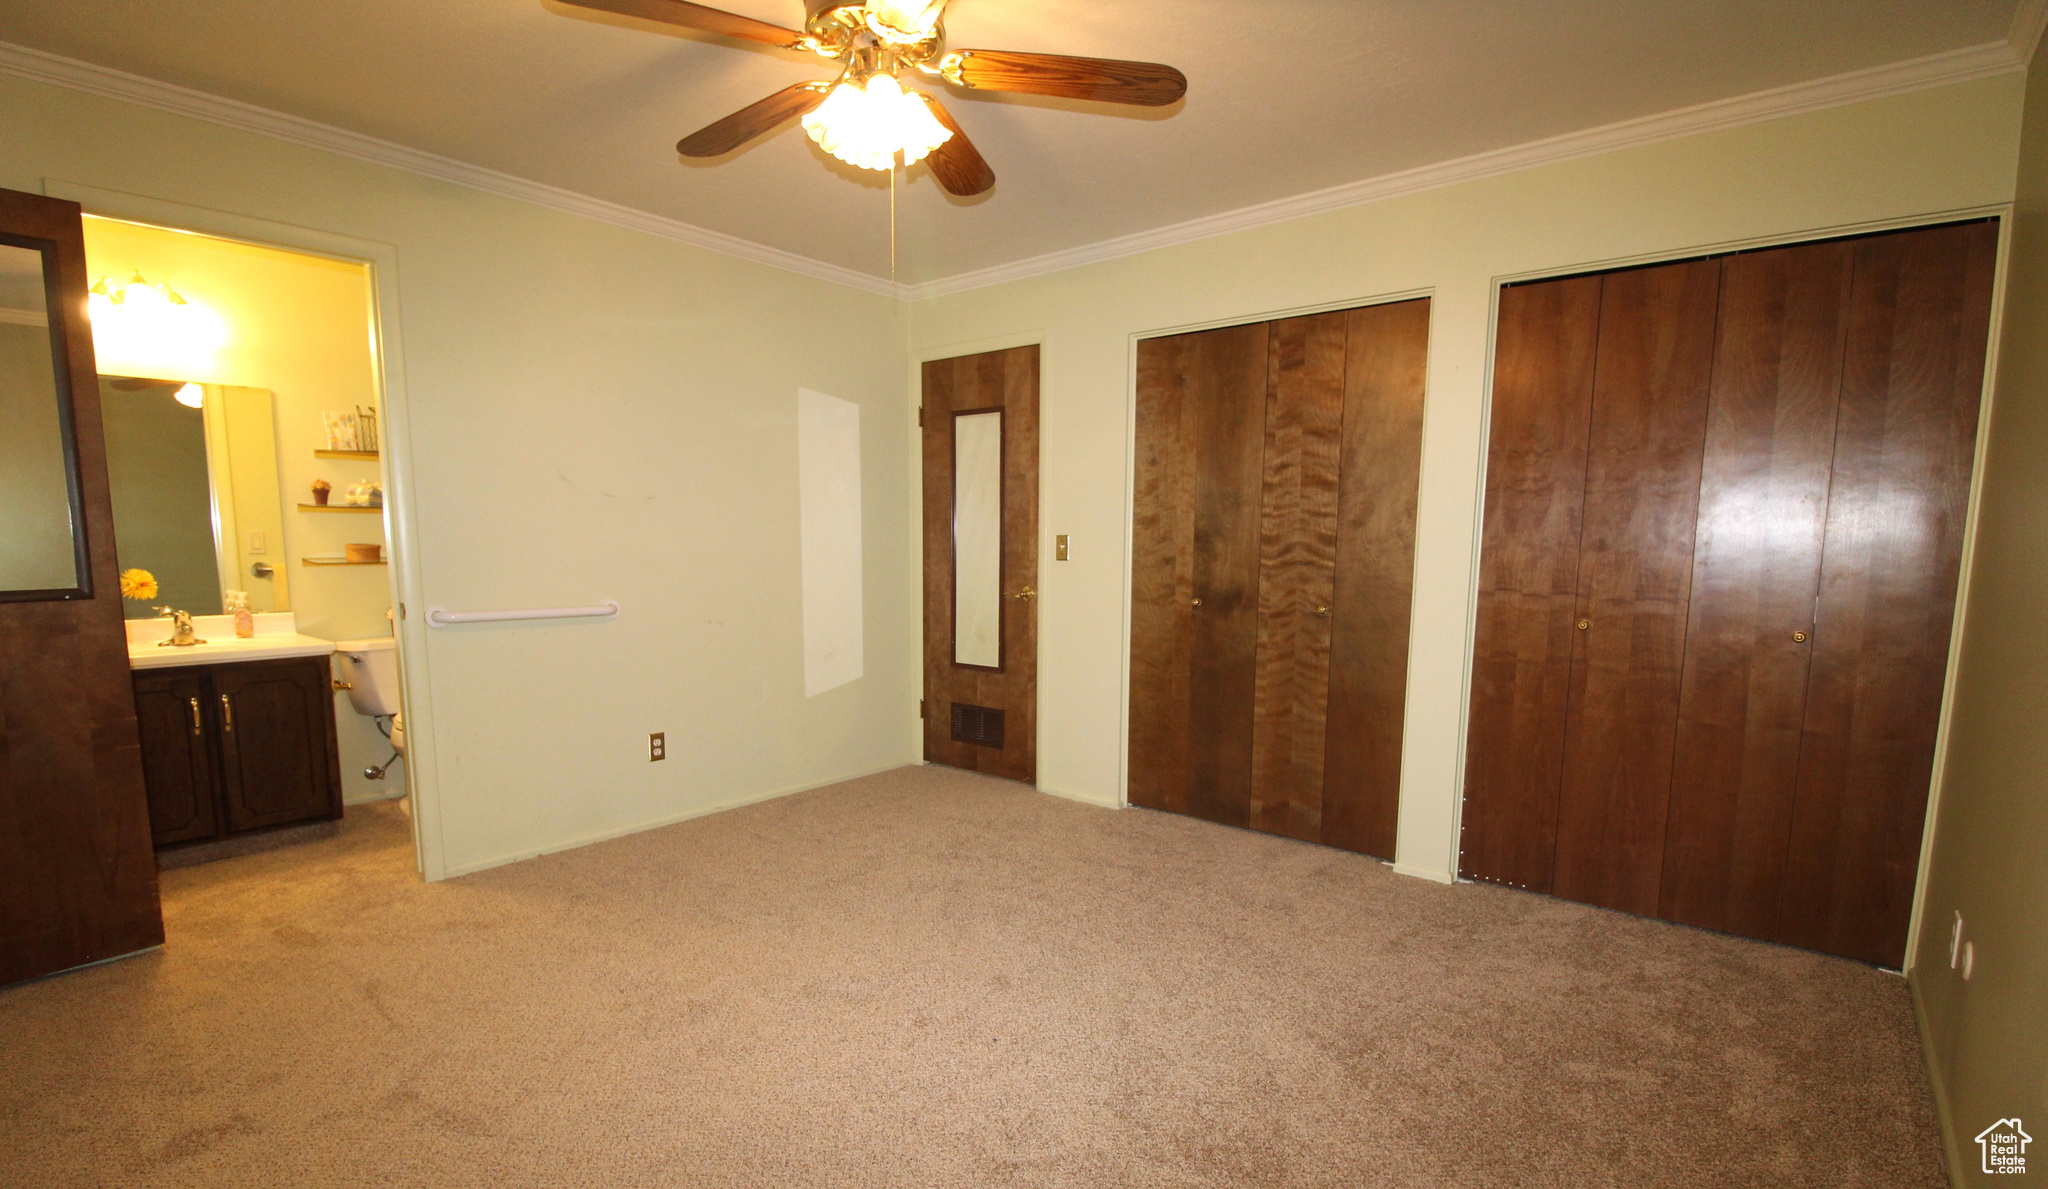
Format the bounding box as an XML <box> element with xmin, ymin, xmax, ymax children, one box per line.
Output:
<box><xmin>0</xmin><ymin>1</ymin><xmax>2030</xmax><ymax>286</ymax></box>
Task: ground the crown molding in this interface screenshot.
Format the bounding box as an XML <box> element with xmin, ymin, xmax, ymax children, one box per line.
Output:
<box><xmin>0</xmin><ymin>40</ymin><xmax>897</xmax><ymax>298</ymax></box>
<box><xmin>2010</xmin><ymin>0</ymin><xmax>2048</xmax><ymax>64</ymax></box>
<box><xmin>901</xmin><ymin>38</ymin><xmax>2028</xmax><ymax>301</ymax></box>
<box><xmin>0</xmin><ymin>33</ymin><xmax>2026</xmax><ymax>306</ymax></box>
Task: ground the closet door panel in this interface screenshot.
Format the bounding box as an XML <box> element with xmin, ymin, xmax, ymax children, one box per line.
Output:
<box><xmin>1551</xmin><ymin>259</ymin><xmax>1720</xmax><ymax>917</ymax></box>
<box><xmin>1130</xmin><ymin>336</ymin><xmax>1199</xmax><ymax>814</ymax></box>
<box><xmin>1249</xmin><ymin>313</ymin><xmax>1347</xmax><ymax>841</ymax></box>
<box><xmin>1460</xmin><ymin>276</ymin><xmax>1601</xmax><ymax>891</ymax></box>
<box><xmin>1778</xmin><ymin>220</ymin><xmax>1997</xmax><ymax>966</ymax></box>
<box><xmin>1323</xmin><ymin>298</ymin><xmax>1430</xmax><ymax>860</ymax></box>
<box><xmin>1130</xmin><ymin>323</ymin><xmax>1268</xmax><ymax>827</ymax></box>
<box><xmin>1659</xmin><ymin>243</ymin><xmax>1852</xmax><ymax>937</ymax></box>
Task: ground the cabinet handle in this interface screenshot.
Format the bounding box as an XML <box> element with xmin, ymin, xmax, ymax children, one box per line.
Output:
<box><xmin>1577</xmin><ymin>619</ymin><xmax>1591</xmax><ymax>631</ymax></box>
<box><xmin>1313</xmin><ymin>604</ymin><xmax>1330</xmax><ymax>617</ymax></box>
<box><xmin>189</xmin><ymin>696</ymin><xmax>202</xmax><ymax>736</ymax></box>
<box><xmin>1793</xmin><ymin>630</ymin><xmax>1809</xmax><ymax>643</ymax></box>
<box><xmin>219</xmin><ymin>693</ymin><xmax>233</xmax><ymax>733</ymax></box>
<box><xmin>1191</xmin><ymin>597</ymin><xmax>1203</xmax><ymax>608</ymax></box>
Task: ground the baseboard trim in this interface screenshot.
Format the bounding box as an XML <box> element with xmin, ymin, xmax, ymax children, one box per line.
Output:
<box><xmin>1392</xmin><ymin>862</ymin><xmax>1456</xmax><ymax>885</ymax></box>
<box><xmin>438</xmin><ymin>761</ymin><xmax>914</xmax><ymax>879</ymax></box>
<box><xmin>1909</xmin><ymin>974</ymin><xmax>1967</xmax><ymax>1187</ymax></box>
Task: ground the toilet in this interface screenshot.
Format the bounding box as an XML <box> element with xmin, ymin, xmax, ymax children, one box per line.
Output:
<box><xmin>334</xmin><ymin>636</ymin><xmax>405</xmax><ymax>774</ymax></box>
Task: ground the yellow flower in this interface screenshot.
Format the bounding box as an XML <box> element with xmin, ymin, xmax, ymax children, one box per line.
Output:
<box><xmin>119</xmin><ymin>569</ymin><xmax>158</xmax><ymax>601</ymax></box>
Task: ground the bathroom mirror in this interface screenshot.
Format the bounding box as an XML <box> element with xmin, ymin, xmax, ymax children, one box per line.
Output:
<box><xmin>953</xmin><ymin>408</ymin><xmax>1003</xmax><ymax>669</ymax></box>
<box><xmin>0</xmin><ymin>238</ymin><xmax>92</xmax><ymax>600</ymax></box>
<box><xmin>99</xmin><ymin>377</ymin><xmax>291</xmax><ymax>617</ymax></box>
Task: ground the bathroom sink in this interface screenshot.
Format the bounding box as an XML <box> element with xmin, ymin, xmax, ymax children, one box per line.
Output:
<box><xmin>126</xmin><ymin>612</ymin><xmax>336</xmax><ymax>670</ymax></box>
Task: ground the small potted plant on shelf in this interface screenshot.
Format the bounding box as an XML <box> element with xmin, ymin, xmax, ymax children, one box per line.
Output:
<box><xmin>311</xmin><ymin>478</ymin><xmax>332</xmax><ymax>506</ymax></box>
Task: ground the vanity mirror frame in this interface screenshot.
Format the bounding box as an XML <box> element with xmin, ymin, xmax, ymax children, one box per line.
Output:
<box><xmin>0</xmin><ymin>228</ymin><xmax>94</xmax><ymax>603</ymax></box>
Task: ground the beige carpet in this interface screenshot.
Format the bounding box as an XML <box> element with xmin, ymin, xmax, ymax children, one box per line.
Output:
<box><xmin>1</xmin><ymin>765</ymin><xmax>1943</xmax><ymax>1187</ymax></box>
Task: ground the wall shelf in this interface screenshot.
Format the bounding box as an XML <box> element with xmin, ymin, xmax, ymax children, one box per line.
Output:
<box><xmin>314</xmin><ymin>449</ymin><xmax>379</xmax><ymax>460</ymax></box>
<box><xmin>301</xmin><ymin>557</ymin><xmax>386</xmax><ymax>567</ymax></box>
<box><xmin>298</xmin><ymin>503</ymin><xmax>383</xmax><ymax>513</ymax></box>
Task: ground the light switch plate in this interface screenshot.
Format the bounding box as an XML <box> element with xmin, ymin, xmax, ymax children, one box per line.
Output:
<box><xmin>248</xmin><ymin>530</ymin><xmax>266</xmax><ymax>555</ymax></box>
<box><xmin>1055</xmin><ymin>534</ymin><xmax>1069</xmax><ymax>561</ymax></box>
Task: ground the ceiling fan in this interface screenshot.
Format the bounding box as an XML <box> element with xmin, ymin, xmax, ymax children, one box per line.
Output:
<box><xmin>555</xmin><ymin>0</ymin><xmax>1188</xmax><ymax>196</ymax></box>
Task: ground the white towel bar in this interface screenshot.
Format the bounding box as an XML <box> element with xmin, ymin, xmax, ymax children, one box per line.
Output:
<box><xmin>424</xmin><ymin>600</ymin><xmax>620</xmax><ymax>628</ymax></box>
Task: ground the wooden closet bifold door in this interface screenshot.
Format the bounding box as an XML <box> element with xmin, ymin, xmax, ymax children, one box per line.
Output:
<box><xmin>1248</xmin><ymin>312</ymin><xmax>1348</xmax><ymax>841</ymax></box>
<box><xmin>1321</xmin><ymin>299</ymin><xmax>1431</xmax><ymax>859</ymax></box>
<box><xmin>1463</xmin><ymin>219</ymin><xmax>1996</xmax><ymax>966</ymax></box>
<box><xmin>1549</xmin><ymin>258</ymin><xmax>1721</xmax><ymax>917</ymax></box>
<box><xmin>1659</xmin><ymin>240</ymin><xmax>1854</xmax><ymax>938</ymax></box>
<box><xmin>1776</xmin><ymin>220</ymin><xmax>1997</xmax><ymax>967</ymax></box>
<box><xmin>1130</xmin><ymin>300</ymin><xmax>1429</xmax><ymax>856</ymax></box>
<box><xmin>1461</xmin><ymin>277</ymin><xmax>1601</xmax><ymax>891</ymax></box>
<box><xmin>1130</xmin><ymin>323</ymin><xmax>1268</xmax><ymax>827</ymax></box>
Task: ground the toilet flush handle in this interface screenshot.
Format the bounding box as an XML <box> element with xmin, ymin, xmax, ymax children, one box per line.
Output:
<box><xmin>333</xmin><ymin>679</ymin><xmax>354</xmax><ymax>691</ymax></box>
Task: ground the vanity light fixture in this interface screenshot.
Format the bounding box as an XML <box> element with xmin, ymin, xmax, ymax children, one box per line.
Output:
<box><xmin>173</xmin><ymin>382</ymin><xmax>204</xmax><ymax>409</ymax></box>
<box><xmin>85</xmin><ymin>268</ymin><xmax>228</xmax><ymax>376</ymax></box>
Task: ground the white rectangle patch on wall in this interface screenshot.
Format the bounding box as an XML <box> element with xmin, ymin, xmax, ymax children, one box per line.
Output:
<box><xmin>798</xmin><ymin>388</ymin><xmax>863</xmax><ymax>697</ymax></box>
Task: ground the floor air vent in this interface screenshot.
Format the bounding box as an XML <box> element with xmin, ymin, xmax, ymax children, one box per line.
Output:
<box><xmin>950</xmin><ymin>703</ymin><xmax>1005</xmax><ymax>749</ymax></box>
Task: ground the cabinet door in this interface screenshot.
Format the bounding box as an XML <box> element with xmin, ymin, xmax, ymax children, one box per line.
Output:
<box><xmin>214</xmin><ymin>658</ymin><xmax>342</xmax><ymax>833</ymax></box>
<box><xmin>132</xmin><ymin>669</ymin><xmax>220</xmax><ymax>846</ymax></box>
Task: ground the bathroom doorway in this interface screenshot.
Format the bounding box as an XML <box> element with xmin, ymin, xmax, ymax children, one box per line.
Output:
<box><xmin>84</xmin><ymin>213</ymin><xmax>419</xmax><ymax>870</ymax></box>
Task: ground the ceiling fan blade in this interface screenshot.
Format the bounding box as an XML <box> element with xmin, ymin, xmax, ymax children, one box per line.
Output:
<box><xmin>677</xmin><ymin>82</ymin><xmax>830</xmax><ymax>157</ymax></box>
<box><xmin>556</xmin><ymin>0</ymin><xmax>810</xmax><ymax>51</ymax></box>
<box><xmin>939</xmin><ymin>49</ymin><xmax>1186</xmax><ymax>106</ymax></box>
<box><xmin>919</xmin><ymin>96</ymin><xmax>994</xmax><ymax>196</ymax></box>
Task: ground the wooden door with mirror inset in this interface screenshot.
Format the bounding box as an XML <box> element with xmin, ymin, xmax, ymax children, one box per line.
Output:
<box><xmin>922</xmin><ymin>346</ymin><xmax>1038</xmax><ymax>782</ymax></box>
<box><xmin>0</xmin><ymin>187</ymin><xmax>163</xmax><ymax>986</ymax></box>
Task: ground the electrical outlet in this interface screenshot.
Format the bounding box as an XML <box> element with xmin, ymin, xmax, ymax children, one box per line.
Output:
<box><xmin>649</xmin><ymin>732</ymin><xmax>666</xmax><ymax>762</ymax></box>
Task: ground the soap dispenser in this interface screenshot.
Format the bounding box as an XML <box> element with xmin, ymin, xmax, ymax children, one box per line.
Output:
<box><xmin>226</xmin><ymin>590</ymin><xmax>254</xmax><ymax>639</ymax></box>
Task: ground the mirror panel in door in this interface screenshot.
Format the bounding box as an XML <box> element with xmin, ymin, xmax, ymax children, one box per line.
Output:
<box><xmin>952</xmin><ymin>408</ymin><xmax>1003</xmax><ymax>669</ymax></box>
<box><xmin>0</xmin><ymin>239</ymin><xmax>90</xmax><ymax>599</ymax></box>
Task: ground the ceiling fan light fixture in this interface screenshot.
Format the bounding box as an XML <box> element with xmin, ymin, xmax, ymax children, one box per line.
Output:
<box><xmin>801</xmin><ymin>73</ymin><xmax>952</xmax><ymax>171</ymax></box>
<box><xmin>861</xmin><ymin>0</ymin><xmax>945</xmax><ymax>45</ymax></box>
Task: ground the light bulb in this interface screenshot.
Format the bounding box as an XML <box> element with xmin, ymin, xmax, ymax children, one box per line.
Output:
<box><xmin>173</xmin><ymin>382</ymin><xmax>204</xmax><ymax>409</ymax></box>
<box><xmin>801</xmin><ymin>73</ymin><xmax>952</xmax><ymax>172</ymax></box>
<box><xmin>121</xmin><ymin>278</ymin><xmax>170</xmax><ymax>316</ymax></box>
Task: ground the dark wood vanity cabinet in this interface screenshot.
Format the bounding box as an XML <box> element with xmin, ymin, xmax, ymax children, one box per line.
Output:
<box><xmin>133</xmin><ymin>656</ymin><xmax>342</xmax><ymax>849</ymax></box>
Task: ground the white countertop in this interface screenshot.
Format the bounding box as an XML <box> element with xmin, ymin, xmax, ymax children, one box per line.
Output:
<box><xmin>127</xmin><ymin>611</ymin><xmax>336</xmax><ymax>670</ymax></box>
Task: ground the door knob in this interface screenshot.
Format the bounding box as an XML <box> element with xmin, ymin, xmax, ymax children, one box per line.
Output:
<box><xmin>251</xmin><ymin>562</ymin><xmax>274</xmax><ymax>579</ymax></box>
<box><xmin>1008</xmin><ymin>587</ymin><xmax>1036</xmax><ymax>601</ymax></box>
<box><xmin>1577</xmin><ymin>619</ymin><xmax>1591</xmax><ymax>631</ymax></box>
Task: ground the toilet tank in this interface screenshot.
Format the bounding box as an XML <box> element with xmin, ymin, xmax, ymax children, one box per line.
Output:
<box><xmin>333</xmin><ymin>637</ymin><xmax>402</xmax><ymax>717</ymax></box>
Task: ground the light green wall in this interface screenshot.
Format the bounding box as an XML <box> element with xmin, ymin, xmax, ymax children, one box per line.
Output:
<box><xmin>907</xmin><ymin>74</ymin><xmax>2026</xmax><ymax>885</ymax></box>
<box><xmin>1911</xmin><ymin>50</ymin><xmax>2048</xmax><ymax>1189</ymax></box>
<box><xmin>99</xmin><ymin>380</ymin><xmax>222</xmax><ymax>617</ymax></box>
<box><xmin>0</xmin><ymin>70</ymin><xmax>914</xmax><ymax>879</ymax></box>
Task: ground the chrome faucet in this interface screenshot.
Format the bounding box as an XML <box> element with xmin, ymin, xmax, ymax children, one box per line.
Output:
<box><xmin>155</xmin><ymin>606</ymin><xmax>206</xmax><ymax>647</ymax></box>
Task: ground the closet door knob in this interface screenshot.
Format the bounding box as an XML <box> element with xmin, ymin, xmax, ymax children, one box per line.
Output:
<box><xmin>1793</xmin><ymin>630</ymin><xmax>1809</xmax><ymax>643</ymax></box>
<box><xmin>1577</xmin><ymin>619</ymin><xmax>1591</xmax><ymax>631</ymax></box>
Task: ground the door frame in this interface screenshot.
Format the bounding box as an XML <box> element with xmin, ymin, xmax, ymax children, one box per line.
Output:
<box><xmin>1456</xmin><ymin>202</ymin><xmax>2016</xmax><ymax>972</ymax></box>
<box><xmin>1117</xmin><ymin>288</ymin><xmax>1438</xmax><ymax>826</ymax></box>
<box><xmin>42</xmin><ymin>180</ymin><xmax>447</xmax><ymax>881</ymax></box>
